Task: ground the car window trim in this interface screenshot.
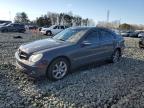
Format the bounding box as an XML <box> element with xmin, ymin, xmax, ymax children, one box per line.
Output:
<box><xmin>99</xmin><ymin>29</ymin><xmax>114</xmax><ymax>42</ymax></box>
<box><xmin>84</xmin><ymin>29</ymin><xmax>100</xmax><ymax>44</ymax></box>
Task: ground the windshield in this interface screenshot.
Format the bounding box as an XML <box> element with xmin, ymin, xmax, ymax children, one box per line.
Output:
<box><xmin>53</xmin><ymin>28</ymin><xmax>88</xmax><ymax>43</ymax></box>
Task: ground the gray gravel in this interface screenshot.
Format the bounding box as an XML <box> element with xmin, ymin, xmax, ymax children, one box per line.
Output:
<box><xmin>0</xmin><ymin>32</ymin><xmax>144</xmax><ymax>108</ymax></box>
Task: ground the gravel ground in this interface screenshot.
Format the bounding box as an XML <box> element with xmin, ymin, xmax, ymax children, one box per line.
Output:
<box><xmin>0</xmin><ymin>32</ymin><xmax>144</xmax><ymax>108</ymax></box>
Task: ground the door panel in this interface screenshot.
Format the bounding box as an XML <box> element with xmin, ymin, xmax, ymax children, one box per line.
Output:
<box><xmin>99</xmin><ymin>30</ymin><xmax>114</xmax><ymax>59</ymax></box>
<box><xmin>52</xmin><ymin>26</ymin><xmax>62</xmax><ymax>35</ymax></box>
<box><xmin>71</xmin><ymin>30</ymin><xmax>102</xmax><ymax>66</ymax></box>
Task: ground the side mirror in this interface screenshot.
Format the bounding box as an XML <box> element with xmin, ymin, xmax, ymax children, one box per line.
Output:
<box><xmin>81</xmin><ymin>41</ymin><xmax>92</xmax><ymax>47</ymax></box>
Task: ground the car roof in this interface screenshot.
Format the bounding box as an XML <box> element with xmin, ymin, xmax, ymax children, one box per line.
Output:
<box><xmin>70</xmin><ymin>26</ymin><xmax>113</xmax><ymax>32</ymax></box>
<box><xmin>70</xmin><ymin>26</ymin><xmax>95</xmax><ymax>29</ymax></box>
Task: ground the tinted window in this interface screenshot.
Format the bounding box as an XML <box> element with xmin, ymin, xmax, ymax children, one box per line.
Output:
<box><xmin>99</xmin><ymin>30</ymin><xmax>114</xmax><ymax>41</ymax></box>
<box><xmin>53</xmin><ymin>26</ymin><xmax>58</xmax><ymax>29</ymax></box>
<box><xmin>57</xmin><ymin>26</ymin><xmax>60</xmax><ymax>29</ymax></box>
<box><xmin>85</xmin><ymin>30</ymin><xmax>99</xmax><ymax>43</ymax></box>
<box><xmin>13</xmin><ymin>24</ymin><xmax>18</xmax><ymax>27</ymax></box>
<box><xmin>13</xmin><ymin>24</ymin><xmax>24</xmax><ymax>28</ymax></box>
<box><xmin>61</xmin><ymin>26</ymin><xmax>65</xmax><ymax>29</ymax></box>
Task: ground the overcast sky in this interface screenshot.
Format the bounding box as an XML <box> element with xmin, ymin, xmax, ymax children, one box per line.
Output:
<box><xmin>0</xmin><ymin>0</ymin><xmax>144</xmax><ymax>24</ymax></box>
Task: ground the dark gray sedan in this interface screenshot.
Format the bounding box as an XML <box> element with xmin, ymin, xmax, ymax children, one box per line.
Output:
<box><xmin>0</xmin><ymin>23</ymin><xmax>26</xmax><ymax>33</ymax></box>
<box><xmin>15</xmin><ymin>27</ymin><xmax>125</xmax><ymax>80</ymax></box>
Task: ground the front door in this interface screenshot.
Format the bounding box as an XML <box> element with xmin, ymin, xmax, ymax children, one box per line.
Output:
<box><xmin>72</xmin><ymin>30</ymin><xmax>102</xmax><ymax>66</ymax></box>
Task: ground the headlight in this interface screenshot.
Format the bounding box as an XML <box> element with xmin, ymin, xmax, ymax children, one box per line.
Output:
<box><xmin>29</xmin><ymin>54</ymin><xmax>43</xmax><ymax>63</ymax></box>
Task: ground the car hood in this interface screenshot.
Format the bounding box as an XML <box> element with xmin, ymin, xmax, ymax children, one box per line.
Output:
<box><xmin>19</xmin><ymin>38</ymin><xmax>70</xmax><ymax>54</ymax></box>
<box><xmin>42</xmin><ymin>28</ymin><xmax>50</xmax><ymax>31</ymax></box>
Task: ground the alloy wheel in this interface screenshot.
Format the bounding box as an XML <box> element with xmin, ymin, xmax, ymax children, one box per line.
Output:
<box><xmin>52</xmin><ymin>61</ymin><xmax>68</xmax><ymax>79</ymax></box>
<box><xmin>113</xmin><ymin>50</ymin><xmax>120</xmax><ymax>63</ymax></box>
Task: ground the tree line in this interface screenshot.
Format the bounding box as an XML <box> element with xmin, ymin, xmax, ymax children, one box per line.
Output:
<box><xmin>14</xmin><ymin>12</ymin><xmax>95</xmax><ymax>27</ymax></box>
<box><xmin>97</xmin><ymin>21</ymin><xmax>144</xmax><ymax>30</ymax></box>
<box><xmin>14</xmin><ymin>12</ymin><xmax>144</xmax><ymax>30</ymax></box>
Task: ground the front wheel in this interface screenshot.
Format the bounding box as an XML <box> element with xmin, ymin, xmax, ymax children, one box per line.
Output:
<box><xmin>46</xmin><ymin>58</ymin><xmax>70</xmax><ymax>81</ymax></box>
<box><xmin>46</xmin><ymin>31</ymin><xmax>52</xmax><ymax>36</ymax></box>
<box><xmin>111</xmin><ymin>49</ymin><xmax>121</xmax><ymax>63</ymax></box>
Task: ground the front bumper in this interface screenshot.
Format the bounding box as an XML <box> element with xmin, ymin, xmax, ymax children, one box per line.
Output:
<box><xmin>15</xmin><ymin>52</ymin><xmax>47</xmax><ymax>78</ymax></box>
<box><xmin>40</xmin><ymin>30</ymin><xmax>47</xmax><ymax>35</ymax></box>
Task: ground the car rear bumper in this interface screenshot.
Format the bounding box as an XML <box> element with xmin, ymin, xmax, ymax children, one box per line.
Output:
<box><xmin>15</xmin><ymin>52</ymin><xmax>47</xmax><ymax>78</ymax></box>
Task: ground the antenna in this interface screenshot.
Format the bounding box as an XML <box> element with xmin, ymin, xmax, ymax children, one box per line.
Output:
<box><xmin>107</xmin><ymin>10</ymin><xmax>110</xmax><ymax>22</ymax></box>
<box><xmin>9</xmin><ymin>11</ymin><xmax>11</xmax><ymax>21</ymax></box>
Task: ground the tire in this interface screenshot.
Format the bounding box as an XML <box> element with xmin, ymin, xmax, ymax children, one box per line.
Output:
<box><xmin>46</xmin><ymin>31</ymin><xmax>52</xmax><ymax>36</ymax></box>
<box><xmin>110</xmin><ymin>49</ymin><xmax>121</xmax><ymax>63</ymax></box>
<box><xmin>139</xmin><ymin>42</ymin><xmax>144</xmax><ymax>49</ymax></box>
<box><xmin>46</xmin><ymin>58</ymin><xmax>70</xmax><ymax>81</ymax></box>
<box><xmin>139</xmin><ymin>44</ymin><xmax>144</xmax><ymax>49</ymax></box>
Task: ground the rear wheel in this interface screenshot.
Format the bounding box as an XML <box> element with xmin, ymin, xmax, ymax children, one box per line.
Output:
<box><xmin>139</xmin><ymin>42</ymin><xmax>144</xmax><ymax>49</ymax></box>
<box><xmin>46</xmin><ymin>58</ymin><xmax>70</xmax><ymax>81</ymax></box>
<box><xmin>111</xmin><ymin>49</ymin><xmax>121</xmax><ymax>63</ymax></box>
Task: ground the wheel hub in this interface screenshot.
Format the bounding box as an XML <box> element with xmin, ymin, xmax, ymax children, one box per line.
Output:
<box><xmin>52</xmin><ymin>61</ymin><xmax>67</xmax><ymax>79</ymax></box>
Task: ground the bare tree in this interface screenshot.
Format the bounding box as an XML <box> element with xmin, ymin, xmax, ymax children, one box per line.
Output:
<box><xmin>14</xmin><ymin>12</ymin><xmax>29</xmax><ymax>24</ymax></box>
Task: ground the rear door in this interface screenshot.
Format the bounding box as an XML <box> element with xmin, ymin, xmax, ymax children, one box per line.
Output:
<box><xmin>57</xmin><ymin>26</ymin><xmax>64</xmax><ymax>33</ymax></box>
<box><xmin>99</xmin><ymin>29</ymin><xmax>115</xmax><ymax>59</ymax></box>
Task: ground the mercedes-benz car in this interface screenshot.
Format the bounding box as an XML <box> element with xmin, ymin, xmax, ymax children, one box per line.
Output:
<box><xmin>15</xmin><ymin>27</ymin><xmax>125</xmax><ymax>80</ymax></box>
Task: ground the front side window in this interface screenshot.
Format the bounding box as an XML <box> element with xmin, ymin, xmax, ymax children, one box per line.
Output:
<box><xmin>53</xmin><ymin>26</ymin><xmax>58</xmax><ymax>29</ymax></box>
<box><xmin>13</xmin><ymin>24</ymin><xmax>18</xmax><ymax>27</ymax></box>
<box><xmin>61</xmin><ymin>26</ymin><xmax>65</xmax><ymax>29</ymax></box>
<box><xmin>53</xmin><ymin>28</ymin><xmax>88</xmax><ymax>43</ymax></box>
<box><xmin>85</xmin><ymin>31</ymin><xmax>100</xmax><ymax>43</ymax></box>
<box><xmin>99</xmin><ymin>30</ymin><xmax>114</xmax><ymax>42</ymax></box>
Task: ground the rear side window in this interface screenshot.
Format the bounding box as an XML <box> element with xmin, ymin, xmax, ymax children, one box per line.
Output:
<box><xmin>99</xmin><ymin>30</ymin><xmax>114</xmax><ymax>41</ymax></box>
<box><xmin>14</xmin><ymin>24</ymin><xmax>20</xmax><ymax>27</ymax></box>
<box><xmin>85</xmin><ymin>30</ymin><xmax>100</xmax><ymax>43</ymax></box>
<box><xmin>13</xmin><ymin>24</ymin><xmax>24</xmax><ymax>27</ymax></box>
